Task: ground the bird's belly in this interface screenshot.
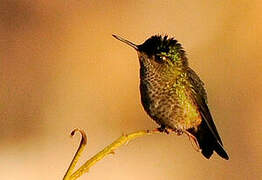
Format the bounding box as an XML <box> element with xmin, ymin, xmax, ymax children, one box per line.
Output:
<box><xmin>140</xmin><ymin>82</ymin><xmax>201</xmax><ymax>131</ymax></box>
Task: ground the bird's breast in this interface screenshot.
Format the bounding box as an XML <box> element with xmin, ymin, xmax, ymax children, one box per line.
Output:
<box><xmin>139</xmin><ymin>70</ymin><xmax>201</xmax><ymax>130</ymax></box>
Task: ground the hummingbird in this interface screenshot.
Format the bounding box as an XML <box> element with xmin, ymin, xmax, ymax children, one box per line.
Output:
<box><xmin>112</xmin><ymin>34</ymin><xmax>229</xmax><ymax>160</ymax></box>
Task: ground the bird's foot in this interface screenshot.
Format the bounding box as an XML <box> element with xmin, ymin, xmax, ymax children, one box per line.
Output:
<box><xmin>157</xmin><ymin>125</ymin><xmax>170</xmax><ymax>134</ymax></box>
<box><xmin>173</xmin><ymin>129</ymin><xmax>183</xmax><ymax>136</ymax></box>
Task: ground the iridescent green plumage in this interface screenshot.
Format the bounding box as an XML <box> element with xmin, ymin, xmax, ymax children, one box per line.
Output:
<box><xmin>113</xmin><ymin>34</ymin><xmax>229</xmax><ymax>160</ymax></box>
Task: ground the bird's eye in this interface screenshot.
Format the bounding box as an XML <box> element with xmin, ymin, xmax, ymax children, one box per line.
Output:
<box><xmin>155</xmin><ymin>55</ymin><xmax>166</xmax><ymax>63</ymax></box>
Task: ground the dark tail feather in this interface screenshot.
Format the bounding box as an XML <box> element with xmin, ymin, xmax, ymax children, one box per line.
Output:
<box><xmin>189</xmin><ymin>121</ymin><xmax>229</xmax><ymax>160</ymax></box>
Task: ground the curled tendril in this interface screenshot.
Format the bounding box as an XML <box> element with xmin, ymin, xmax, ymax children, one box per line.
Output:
<box><xmin>71</xmin><ymin>128</ymin><xmax>87</xmax><ymax>145</ymax></box>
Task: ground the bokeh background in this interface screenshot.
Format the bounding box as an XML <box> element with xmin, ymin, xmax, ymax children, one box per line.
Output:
<box><xmin>1</xmin><ymin>0</ymin><xmax>262</xmax><ymax>179</ymax></box>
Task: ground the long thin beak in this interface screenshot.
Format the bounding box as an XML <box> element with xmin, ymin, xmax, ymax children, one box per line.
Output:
<box><xmin>112</xmin><ymin>34</ymin><xmax>138</xmax><ymax>50</ymax></box>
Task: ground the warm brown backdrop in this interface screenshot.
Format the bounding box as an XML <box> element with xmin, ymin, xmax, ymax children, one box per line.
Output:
<box><xmin>1</xmin><ymin>1</ymin><xmax>261</xmax><ymax>179</ymax></box>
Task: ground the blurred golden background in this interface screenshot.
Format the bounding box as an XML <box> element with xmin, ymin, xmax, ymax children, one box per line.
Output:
<box><xmin>0</xmin><ymin>0</ymin><xmax>262</xmax><ymax>179</ymax></box>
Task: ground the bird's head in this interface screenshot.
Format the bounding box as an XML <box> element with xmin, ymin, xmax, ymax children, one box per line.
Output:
<box><xmin>113</xmin><ymin>34</ymin><xmax>188</xmax><ymax>68</ymax></box>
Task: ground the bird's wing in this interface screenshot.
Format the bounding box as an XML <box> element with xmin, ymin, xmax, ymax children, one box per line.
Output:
<box><xmin>186</xmin><ymin>67</ymin><xmax>223</xmax><ymax>145</ymax></box>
